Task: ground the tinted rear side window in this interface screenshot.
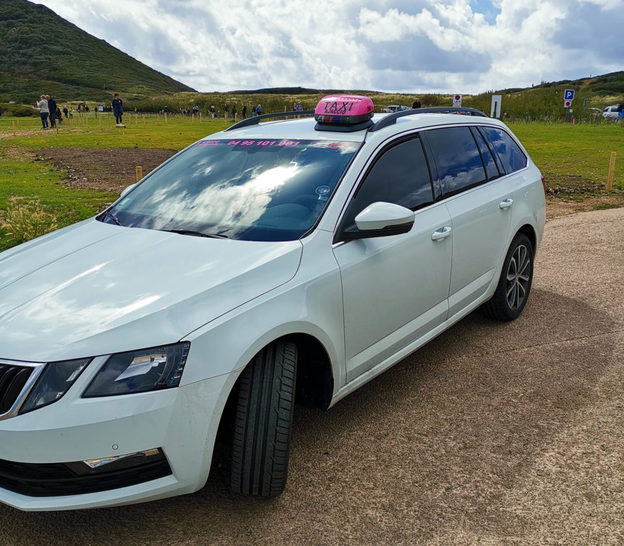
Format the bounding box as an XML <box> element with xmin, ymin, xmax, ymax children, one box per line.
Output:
<box><xmin>471</xmin><ymin>127</ymin><xmax>500</xmax><ymax>180</ymax></box>
<box><xmin>480</xmin><ymin>127</ymin><xmax>527</xmax><ymax>174</ymax></box>
<box><xmin>426</xmin><ymin>127</ymin><xmax>486</xmax><ymax>196</ymax></box>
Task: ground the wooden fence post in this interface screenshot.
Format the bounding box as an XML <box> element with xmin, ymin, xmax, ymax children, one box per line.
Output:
<box><xmin>136</xmin><ymin>165</ymin><xmax>143</xmax><ymax>182</ymax></box>
<box><xmin>607</xmin><ymin>152</ymin><xmax>616</xmax><ymax>191</ymax></box>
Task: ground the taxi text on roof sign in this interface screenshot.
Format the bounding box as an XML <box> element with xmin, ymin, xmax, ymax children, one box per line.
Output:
<box><xmin>314</xmin><ymin>95</ymin><xmax>375</xmax><ymax>126</ymax></box>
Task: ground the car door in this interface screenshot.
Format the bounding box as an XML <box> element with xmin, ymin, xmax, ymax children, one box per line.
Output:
<box><xmin>422</xmin><ymin>125</ymin><xmax>515</xmax><ymax>318</ymax></box>
<box><xmin>332</xmin><ymin>136</ymin><xmax>452</xmax><ymax>382</ymax></box>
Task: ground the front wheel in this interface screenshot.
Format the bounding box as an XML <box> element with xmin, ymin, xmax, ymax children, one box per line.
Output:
<box><xmin>482</xmin><ymin>233</ymin><xmax>534</xmax><ymax>321</ymax></box>
<box><xmin>230</xmin><ymin>340</ymin><xmax>297</xmax><ymax>497</ymax></box>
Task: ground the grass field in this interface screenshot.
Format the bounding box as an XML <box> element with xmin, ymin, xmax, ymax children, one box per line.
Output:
<box><xmin>0</xmin><ymin>112</ymin><xmax>622</xmax><ymax>251</ymax></box>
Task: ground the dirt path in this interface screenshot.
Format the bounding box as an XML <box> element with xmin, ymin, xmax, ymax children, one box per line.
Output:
<box><xmin>36</xmin><ymin>147</ymin><xmax>177</xmax><ymax>193</ymax></box>
<box><xmin>0</xmin><ymin>209</ymin><xmax>622</xmax><ymax>544</ymax></box>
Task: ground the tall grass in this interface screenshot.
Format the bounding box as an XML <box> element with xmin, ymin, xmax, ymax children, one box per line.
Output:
<box><xmin>1</xmin><ymin>197</ymin><xmax>57</xmax><ymax>245</ymax></box>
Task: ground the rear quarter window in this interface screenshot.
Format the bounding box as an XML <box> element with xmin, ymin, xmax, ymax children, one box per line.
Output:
<box><xmin>479</xmin><ymin>126</ymin><xmax>527</xmax><ymax>174</ymax></box>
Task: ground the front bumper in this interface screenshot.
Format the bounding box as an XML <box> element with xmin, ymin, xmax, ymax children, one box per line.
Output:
<box><xmin>0</xmin><ymin>358</ymin><xmax>234</xmax><ymax>511</ymax></box>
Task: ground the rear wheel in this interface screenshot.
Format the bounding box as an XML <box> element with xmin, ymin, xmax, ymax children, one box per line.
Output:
<box><xmin>483</xmin><ymin>233</ymin><xmax>534</xmax><ymax>321</ymax></box>
<box><xmin>230</xmin><ymin>340</ymin><xmax>297</xmax><ymax>496</ymax></box>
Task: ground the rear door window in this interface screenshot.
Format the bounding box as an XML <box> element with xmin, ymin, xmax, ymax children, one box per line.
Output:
<box><xmin>425</xmin><ymin>127</ymin><xmax>486</xmax><ymax>197</ymax></box>
<box><xmin>479</xmin><ymin>126</ymin><xmax>527</xmax><ymax>174</ymax></box>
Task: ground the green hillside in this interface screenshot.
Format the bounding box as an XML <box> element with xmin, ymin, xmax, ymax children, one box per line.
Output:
<box><xmin>0</xmin><ymin>0</ymin><xmax>195</xmax><ymax>104</ymax></box>
<box><xmin>463</xmin><ymin>72</ymin><xmax>624</xmax><ymax>121</ymax></box>
<box><xmin>497</xmin><ymin>71</ymin><xmax>624</xmax><ymax>96</ymax></box>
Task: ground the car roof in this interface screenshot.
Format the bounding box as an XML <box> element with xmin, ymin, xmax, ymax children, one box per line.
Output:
<box><xmin>206</xmin><ymin>111</ymin><xmax>506</xmax><ymax>143</ymax></box>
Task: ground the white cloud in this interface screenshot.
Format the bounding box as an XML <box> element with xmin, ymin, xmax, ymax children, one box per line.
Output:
<box><xmin>35</xmin><ymin>0</ymin><xmax>624</xmax><ymax>94</ymax></box>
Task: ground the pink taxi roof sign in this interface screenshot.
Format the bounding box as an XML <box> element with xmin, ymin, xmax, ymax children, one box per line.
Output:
<box><xmin>314</xmin><ymin>95</ymin><xmax>375</xmax><ymax>131</ymax></box>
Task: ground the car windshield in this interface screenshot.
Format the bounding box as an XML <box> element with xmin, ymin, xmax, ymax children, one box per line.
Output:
<box><xmin>100</xmin><ymin>138</ymin><xmax>360</xmax><ymax>241</ymax></box>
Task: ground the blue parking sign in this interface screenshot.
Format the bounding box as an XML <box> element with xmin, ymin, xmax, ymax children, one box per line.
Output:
<box><xmin>564</xmin><ymin>89</ymin><xmax>575</xmax><ymax>101</ymax></box>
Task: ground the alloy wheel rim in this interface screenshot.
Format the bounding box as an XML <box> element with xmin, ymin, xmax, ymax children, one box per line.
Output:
<box><xmin>506</xmin><ymin>244</ymin><xmax>531</xmax><ymax>310</ymax></box>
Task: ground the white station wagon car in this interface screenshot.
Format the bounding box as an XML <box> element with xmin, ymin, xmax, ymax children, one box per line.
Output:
<box><xmin>0</xmin><ymin>95</ymin><xmax>545</xmax><ymax>510</ymax></box>
<box><xmin>602</xmin><ymin>105</ymin><xmax>622</xmax><ymax>120</ymax></box>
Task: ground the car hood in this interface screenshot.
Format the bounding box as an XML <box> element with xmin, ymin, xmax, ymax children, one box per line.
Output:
<box><xmin>0</xmin><ymin>220</ymin><xmax>302</xmax><ymax>362</ymax></box>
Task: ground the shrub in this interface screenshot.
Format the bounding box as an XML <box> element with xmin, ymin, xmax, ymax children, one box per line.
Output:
<box><xmin>0</xmin><ymin>102</ymin><xmax>38</xmax><ymax>117</ymax></box>
<box><xmin>1</xmin><ymin>197</ymin><xmax>58</xmax><ymax>245</ymax></box>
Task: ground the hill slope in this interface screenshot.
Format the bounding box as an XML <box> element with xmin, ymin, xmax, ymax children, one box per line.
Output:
<box><xmin>497</xmin><ymin>71</ymin><xmax>624</xmax><ymax>96</ymax></box>
<box><xmin>0</xmin><ymin>0</ymin><xmax>195</xmax><ymax>103</ymax></box>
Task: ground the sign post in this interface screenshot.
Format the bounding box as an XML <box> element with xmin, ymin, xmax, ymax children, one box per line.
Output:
<box><xmin>453</xmin><ymin>94</ymin><xmax>462</xmax><ymax>107</ymax></box>
<box><xmin>490</xmin><ymin>95</ymin><xmax>502</xmax><ymax>118</ymax></box>
<box><xmin>563</xmin><ymin>89</ymin><xmax>575</xmax><ymax>123</ymax></box>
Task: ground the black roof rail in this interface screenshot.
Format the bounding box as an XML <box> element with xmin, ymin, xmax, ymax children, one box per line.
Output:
<box><xmin>369</xmin><ymin>107</ymin><xmax>489</xmax><ymax>133</ymax></box>
<box><xmin>225</xmin><ymin>110</ymin><xmax>315</xmax><ymax>131</ymax></box>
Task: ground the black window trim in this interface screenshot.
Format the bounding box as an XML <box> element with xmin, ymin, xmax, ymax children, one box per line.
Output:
<box><xmin>332</xmin><ymin>132</ymin><xmax>436</xmax><ymax>244</ymax></box>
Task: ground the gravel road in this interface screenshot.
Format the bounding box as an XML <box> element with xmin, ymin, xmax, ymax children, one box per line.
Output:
<box><xmin>1</xmin><ymin>208</ymin><xmax>623</xmax><ymax>545</ymax></box>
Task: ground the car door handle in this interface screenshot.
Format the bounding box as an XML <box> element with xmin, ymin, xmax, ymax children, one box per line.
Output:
<box><xmin>431</xmin><ymin>226</ymin><xmax>452</xmax><ymax>241</ymax></box>
<box><xmin>499</xmin><ymin>198</ymin><xmax>514</xmax><ymax>210</ymax></box>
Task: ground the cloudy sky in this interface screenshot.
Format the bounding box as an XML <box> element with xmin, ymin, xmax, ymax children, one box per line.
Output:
<box><xmin>36</xmin><ymin>0</ymin><xmax>623</xmax><ymax>94</ymax></box>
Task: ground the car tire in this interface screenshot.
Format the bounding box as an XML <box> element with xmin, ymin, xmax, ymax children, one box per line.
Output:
<box><xmin>230</xmin><ymin>340</ymin><xmax>297</xmax><ymax>497</ymax></box>
<box><xmin>482</xmin><ymin>232</ymin><xmax>534</xmax><ymax>321</ymax></box>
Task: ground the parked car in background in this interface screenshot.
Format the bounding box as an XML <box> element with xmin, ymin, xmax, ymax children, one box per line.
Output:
<box><xmin>382</xmin><ymin>104</ymin><xmax>410</xmax><ymax>113</ymax></box>
<box><xmin>602</xmin><ymin>105</ymin><xmax>620</xmax><ymax>119</ymax></box>
<box><xmin>588</xmin><ymin>107</ymin><xmax>602</xmax><ymax>119</ymax></box>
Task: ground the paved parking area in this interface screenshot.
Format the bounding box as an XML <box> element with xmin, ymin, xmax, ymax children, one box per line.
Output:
<box><xmin>1</xmin><ymin>208</ymin><xmax>623</xmax><ymax>545</ymax></box>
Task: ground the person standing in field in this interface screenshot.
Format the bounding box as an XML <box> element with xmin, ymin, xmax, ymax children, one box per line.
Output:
<box><xmin>36</xmin><ymin>95</ymin><xmax>49</xmax><ymax>129</ymax></box>
<box><xmin>242</xmin><ymin>105</ymin><xmax>247</xmax><ymax>118</ymax></box>
<box><xmin>112</xmin><ymin>93</ymin><xmax>124</xmax><ymax>125</ymax></box>
<box><xmin>47</xmin><ymin>96</ymin><xmax>57</xmax><ymax>128</ymax></box>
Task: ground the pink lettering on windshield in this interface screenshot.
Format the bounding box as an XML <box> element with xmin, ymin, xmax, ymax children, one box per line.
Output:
<box><xmin>224</xmin><ymin>140</ymin><xmax>301</xmax><ymax>147</ymax></box>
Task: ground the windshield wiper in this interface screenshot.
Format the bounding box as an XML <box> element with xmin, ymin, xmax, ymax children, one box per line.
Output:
<box><xmin>161</xmin><ymin>229</ymin><xmax>229</xmax><ymax>239</ymax></box>
<box><xmin>102</xmin><ymin>210</ymin><xmax>122</xmax><ymax>226</ymax></box>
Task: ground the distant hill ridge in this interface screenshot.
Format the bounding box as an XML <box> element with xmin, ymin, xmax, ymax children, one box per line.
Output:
<box><xmin>235</xmin><ymin>72</ymin><xmax>624</xmax><ymax>98</ymax></box>
<box><xmin>0</xmin><ymin>0</ymin><xmax>195</xmax><ymax>103</ymax></box>
<box><xmin>496</xmin><ymin>71</ymin><xmax>624</xmax><ymax>96</ymax></box>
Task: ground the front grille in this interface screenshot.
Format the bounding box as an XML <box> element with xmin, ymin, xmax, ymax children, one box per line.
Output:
<box><xmin>0</xmin><ymin>454</ymin><xmax>172</xmax><ymax>497</ymax></box>
<box><xmin>0</xmin><ymin>363</ymin><xmax>35</xmax><ymax>415</ymax></box>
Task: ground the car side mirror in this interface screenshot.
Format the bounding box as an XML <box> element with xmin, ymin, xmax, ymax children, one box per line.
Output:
<box><xmin>120</xmin><ymin>183</ymin><xmax>137</xmax><ymax>198</ymax></box>
<box><xmin>343</xmin><ymin>202</ymin><xmax>414</xmax><ymax>241</ymax></box>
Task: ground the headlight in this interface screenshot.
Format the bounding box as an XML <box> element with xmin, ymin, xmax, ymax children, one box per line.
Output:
<box><xmin>20</xmin><ymin>358</ymin><xmax>91</xmax><ymax>414</ymax></box>
<box><xmin>83</xmin><ymin>342</ymin><xmax>190</xmax><ymax>397</ymax></box>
